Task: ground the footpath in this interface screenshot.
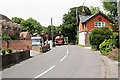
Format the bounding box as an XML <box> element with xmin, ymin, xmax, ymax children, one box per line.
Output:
<box><xmin>84</xmin><ymin>47</ymin><xmax>118</xmax><ymax>78</ymax></box>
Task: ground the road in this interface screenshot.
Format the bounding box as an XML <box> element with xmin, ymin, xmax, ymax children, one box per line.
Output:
<box><xmin>2</xmin><ymin>45</ymin><xmax>104</xmax><ymax>78</ymax></box>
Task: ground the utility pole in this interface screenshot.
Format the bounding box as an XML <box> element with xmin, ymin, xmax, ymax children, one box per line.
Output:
<box><xmin>76</xmin><ymin>8</ymin><xmax>79</xmax><ymax>34</ymax></box>
<box><xmin>51</xmin><ymin>17</ymin><xmax>54</xmax><ymax>42</ymax></box>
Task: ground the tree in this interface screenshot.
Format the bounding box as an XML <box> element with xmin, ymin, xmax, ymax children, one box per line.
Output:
<box><xmin>11</xmin><ymin>17</ymin><xmax>24</xmax><ymax>24</ymax></box>
<box><xmin>102</xmin><ymin>2</ymin><xmax>118</xmax><ymax>18</ymax></box>
<box><xmin>62</xmin><ymin>6</ymin><xmax>91</xmax><ymax>44</ymax></box>
<box><xmin>90</xmin><ymin>6</ymin><xmax>102</xmax><ymax>15</ymax></box>
<box><xmin>20</xmin><ymin>18</ymin><xmax>43</xmax><ymax>34</ymax></box>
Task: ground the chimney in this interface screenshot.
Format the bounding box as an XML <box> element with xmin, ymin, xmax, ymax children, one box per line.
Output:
<box><xmin>82</xmin><ymin>6</ymin><xmax>85</xmax><ymax>16</ymax></box>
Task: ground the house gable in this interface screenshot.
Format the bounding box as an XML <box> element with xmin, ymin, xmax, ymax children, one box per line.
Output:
<box><xmin>85</xmin><ymin>13</ymin><xmax>113</xmax><ymax>31</ymax></box>
<box><xmin>79</xmin><ymin>12</ymin><xmax>113</xmax><ymax>32</ymax></box>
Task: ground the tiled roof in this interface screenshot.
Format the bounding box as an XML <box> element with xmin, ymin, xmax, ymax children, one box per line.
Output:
<box><xmin>0</xmin><ymin>14</ymin><xmax>12</xmax><ymax>22</ymax></box>
<box><xmin>79</xmin><ymin>15</ymin><xmax>91</xmax><ymax>23</ymax></box>
<box><xmin>79</xmin><ymin>11</ymin><xmax>113</xmax><ymax>24</ymax></box>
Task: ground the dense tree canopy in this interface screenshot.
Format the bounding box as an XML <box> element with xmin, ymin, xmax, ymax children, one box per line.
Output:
<box><xmin>90</xmin><ymin>6</ymin><xmax>102</xmax><ymax>15</ymax></box>
<box><xmin>102</xmin><ymin>2</ymin><xmax>118</xmax><ymax>18</ymax></box>
<box><xmin>11</xmin><ymin>17</ymin><xmax>24</xmax><ymax>24</ymax></box>
<box><xmin>61</xmin><ymin>6</ymin><xmax>91</xmax><ymax>43</ymax></box>
<box><xmin>12</xmin><ymin>17</ymin><xmax>43</xmax><ymax>34</ymax></box>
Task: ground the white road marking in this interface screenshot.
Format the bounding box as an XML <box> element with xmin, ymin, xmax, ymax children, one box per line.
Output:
<box><xmin>67</xmin><ymin>50</ymin><xmax>69</xmax><ymax>54</ymax></box>
<box><xmin>34</xmin><ymin>66</ymin><xmax>55</xmax><ymax>78</ymax></box>
<box><xmin>60</xmin><ymin>55</ymin><xmax>67</xmax><ymax>62</ymax></box>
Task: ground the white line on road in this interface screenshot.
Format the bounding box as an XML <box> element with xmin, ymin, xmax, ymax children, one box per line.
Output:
<box><xmin>34</xmin><ymin>66</ymin><xmax>55</xmax><ymax>78</ymax></box>
<box><xmin>67</xmin><ymin>50</ymin><xmax>69</xmax><ymax>54</ymax></box>
<box><xmin>60</xmin><ymin>55</ymin><xmax>67</xmax><ymax>62</ymax></box>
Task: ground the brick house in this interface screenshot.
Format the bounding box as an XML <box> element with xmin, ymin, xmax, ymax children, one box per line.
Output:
<box><xmin>0</xmin><ymin>14</ymin><xmax>31</xmax><ymax>50</ymax></box>
<box><xmin>78</xmin><ymin>11</ymin><xmax>113</xmax><ymax>46</ymax></box>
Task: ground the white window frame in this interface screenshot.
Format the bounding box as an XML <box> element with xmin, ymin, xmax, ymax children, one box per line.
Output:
<box><xmin>95</xmin><ymin>22</ymin><xmax>105</xmax><ymax>27</ymax></box>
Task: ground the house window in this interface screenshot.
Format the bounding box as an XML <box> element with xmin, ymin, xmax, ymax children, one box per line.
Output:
<box><xmin>95</xmin><ymin>22</ymin><xmax>105</xmax><ymax>27</ymax></box>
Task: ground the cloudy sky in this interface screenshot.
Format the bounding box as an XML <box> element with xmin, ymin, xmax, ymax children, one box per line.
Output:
<box><xmin>0</xmin><ymin>0</ymin><xmax>103</xmax><ymax>27</ymax></box>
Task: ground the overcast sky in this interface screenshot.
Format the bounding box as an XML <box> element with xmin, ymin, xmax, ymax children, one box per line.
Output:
<box><xmin>0</xmin><ymin>0</ymin><xmax>103</xmax><ymax>27</ymax></box>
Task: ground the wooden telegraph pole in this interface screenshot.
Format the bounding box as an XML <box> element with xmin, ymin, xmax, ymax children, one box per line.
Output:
<box><xmin>51</xmin><ymin>17</ymin><xmax>53</xmax><ymax>42</ymax></box>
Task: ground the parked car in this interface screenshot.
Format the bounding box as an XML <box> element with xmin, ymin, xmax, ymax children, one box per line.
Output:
<box><xmin>31</xmin><ymin>37</ymin><xmax>41</xmax><ymax>46</ymax></box>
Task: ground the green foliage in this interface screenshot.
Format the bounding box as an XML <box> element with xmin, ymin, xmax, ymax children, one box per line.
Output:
<box><xmin>62</xmin><ymin>6</ymin><xmax>91</xmax><ymax>43</ymax></box>
<box><xmin>12</xmin><ymin>17</ymin><xmax>43</xmax><ymax>34</ymax></box>
<box><xmin>9</xmin><ymin>35</ymin><xmax>19</xmax><ymax>40</ymax></box>
<box><xmin>2</xmin><ymin>33</ymin><xmax>19</xmax><ymax>40</ymax></box>
<box><xmin>102</xmin><ymin>2</ymin><xmax>118</xmax><ymax>18</ymax></box>
<box><xmin>90</xmin><ymin>6</ymin><xmax>102</xmax><ymax>15</ymax></box>
<box><xmin>11</xmin><ymin>17</ymin><xmax>24</xmax><ymax>24</ymax></box>
<box><xmin>65</xmin><ymin>37</ymin><xmax>68</xmax><ymax>43</ymax></box>
<box><xmin>1</xmin><ymin>49</ymin><xmax>6</xmax><ymax>55</ymax></box>
<box><xmin>21</xmin><ymin>18</ymin><xmax>43</xmax><ymax>34</ymax></box>
<box><xmin>89</xmin><ymin>27</ymin><xmax>113</xmax><ymax>50</ymax></box>
<box><xmin>108</xmin><ymin>48</ymin><xmax>119</xmax><ymax>61</ymax></box>
<box><xmin>91</xmin><ymin>45</ymin><xmax>98</xmax><ymax>51</ymax></box>
<box><xmin>2</xmin><ymin>33</ymin><xmax>11</xmax><ymax>40</ymax></box>
<box><xmin>99</xmin><ymin>39</ymin><xmax>115</xmax><ymax>55</ymax></box>
<box><xmin>76</xmin><ymin>44</ymin><xmax>85</xmax><ymax>47</ymax></box>
<box><xmin>108</xmin><ymin>22</ymin><xmax>119</xmax><ymax>32</ymax></box>
<box><xmin>75</xmin><ymin>34</ymin><xmax>79</xmax><ymax>44</ymax></box>
<box><xmin>7</xmin><ymin>48</ymin><xmax>12</xmax><ymax>53</ymax></box>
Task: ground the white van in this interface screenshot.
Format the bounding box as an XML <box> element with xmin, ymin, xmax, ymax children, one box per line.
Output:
<box><xmin>31</xmin><ymin>37</ymin><xmax>41</xmax><ymax>46</ymax></box>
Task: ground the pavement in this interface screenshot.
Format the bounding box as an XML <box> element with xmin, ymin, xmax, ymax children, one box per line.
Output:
<box><xmin>30</xmin><ymin>50</ymin><xmax>41</xmax><ymax>57</ymax></box>
<box><xmin>84</xmin><ymin>47</ymin><xmax>118</xmax><ymax>78</ymax></box>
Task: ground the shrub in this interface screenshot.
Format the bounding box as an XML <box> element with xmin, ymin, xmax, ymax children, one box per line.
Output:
<box><xmin>107</xmin><ymin>48</ymin><xmax>119</xmax><ymax>61</ymax></box>
<box><xmin>99</xmin><ymin>39</ymin><xmax>116</xmax><ymax>55</ymax></box>
<box><xmin>1</xmin><ymin>49</ymin><xmax>6</xmax><ymax>55</ymax></box>
<box><xmin>89</xmin><ymin>27</ymin><xmax>113</xmax><ymax>50</ymax></box>
<box><xmin>112</xmin><ymin>32</ymin><xmax>119</xmax><ymax>48</ymax></box>
<box><xmin>2</xmin><ymin>33</ymin><xmax>11</xmax><ymax>40</ymax></box>
<box><xmin>7</xmin><ymin>48</ymin><xmax>12</xmax><ymax>53</ymax></box>
<box><xmin>91</xmin><ymin>45</ymin><xmax>98</xmax><ymax>51</ymax></box>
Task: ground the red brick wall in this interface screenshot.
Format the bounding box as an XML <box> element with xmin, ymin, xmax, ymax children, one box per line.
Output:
<box><xmin>85</xmin><ymin>14</ymin><xmax>112</xmax><ymax>31</ymax></box>
<box><xmin>1</xmin><ymin>40</ymin><xmax>32</xmax><ymax>50</ymax></box>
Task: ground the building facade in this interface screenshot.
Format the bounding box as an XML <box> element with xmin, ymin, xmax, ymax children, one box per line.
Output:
<box><xmin>78</xmin><ymin>11</ymin><xmax>113</xmax><ymax>46</ymax></box>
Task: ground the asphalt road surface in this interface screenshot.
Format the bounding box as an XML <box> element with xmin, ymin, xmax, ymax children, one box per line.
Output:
<box><xmin>2</xmin><ymin>45</ymin><xmax>104</xmax><ymax>78</ymax></box>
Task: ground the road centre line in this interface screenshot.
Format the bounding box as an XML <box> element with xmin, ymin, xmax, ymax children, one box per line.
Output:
<box><xmin>67</xmin><ymin>50</ymin><xmax>69</xmax><ymax>54</ymax></box>
<box><xmin>60</xmin><ymin>55</ymin><xmax>67</xmax><ymax>62</ymax></box>
<box><xmin>34</xmin><ymin>66</ymin><xmax>55</xmax><ymax>79</ymax></box>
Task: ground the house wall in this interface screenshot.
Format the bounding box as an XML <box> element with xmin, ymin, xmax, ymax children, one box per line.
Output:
<box><xmin>79</xmin><ymin>32</ymin><xmax>86</xmax><ymax>45</ymax></box>
<box><xmin>79</xmin><ymin>21</ymin><xmax>84</xmax><ymax>32</ymax></box>
<box><xmin>85</xmin><ymin>14</ymin><xmax>112</xmax><ymax>31</ymax></box>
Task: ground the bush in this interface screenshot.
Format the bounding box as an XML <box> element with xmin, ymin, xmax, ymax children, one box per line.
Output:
<box><xmin>112</xmin><ymin>32</ymin><xmax>119</xmax><ymax>48</ymax></box>
<box><xmin>89</xmin><ymin>27</ymin><xmax>113</xmax><ymax>50</ymax></box>
<box><xmin>2</xmin><ymin>33</ymin><xmax>11</xmax><ymax>40</ymax></box>
<box><xmin>1</xmin><ymin>49</ymin><xmax>6</xmax><ymax>55</ymax></box>
<box><xmin>107</xmin><ymin>48</ymin><xmax>119</xmax><ymax>61</ymax></box>
<box><xmin>7</xmin><ymin>48</ymin><xmax>12</xmax><ymax>53</ymax></box>
<box><xmin>99</xmin><ymin>39</ymin><xmax>116</xmax><ymax>55</ymax></box>
<box><xmin>91</xmin><ymin>45</ymin><xmax>98</xmax><ymax>51</ymax></box>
